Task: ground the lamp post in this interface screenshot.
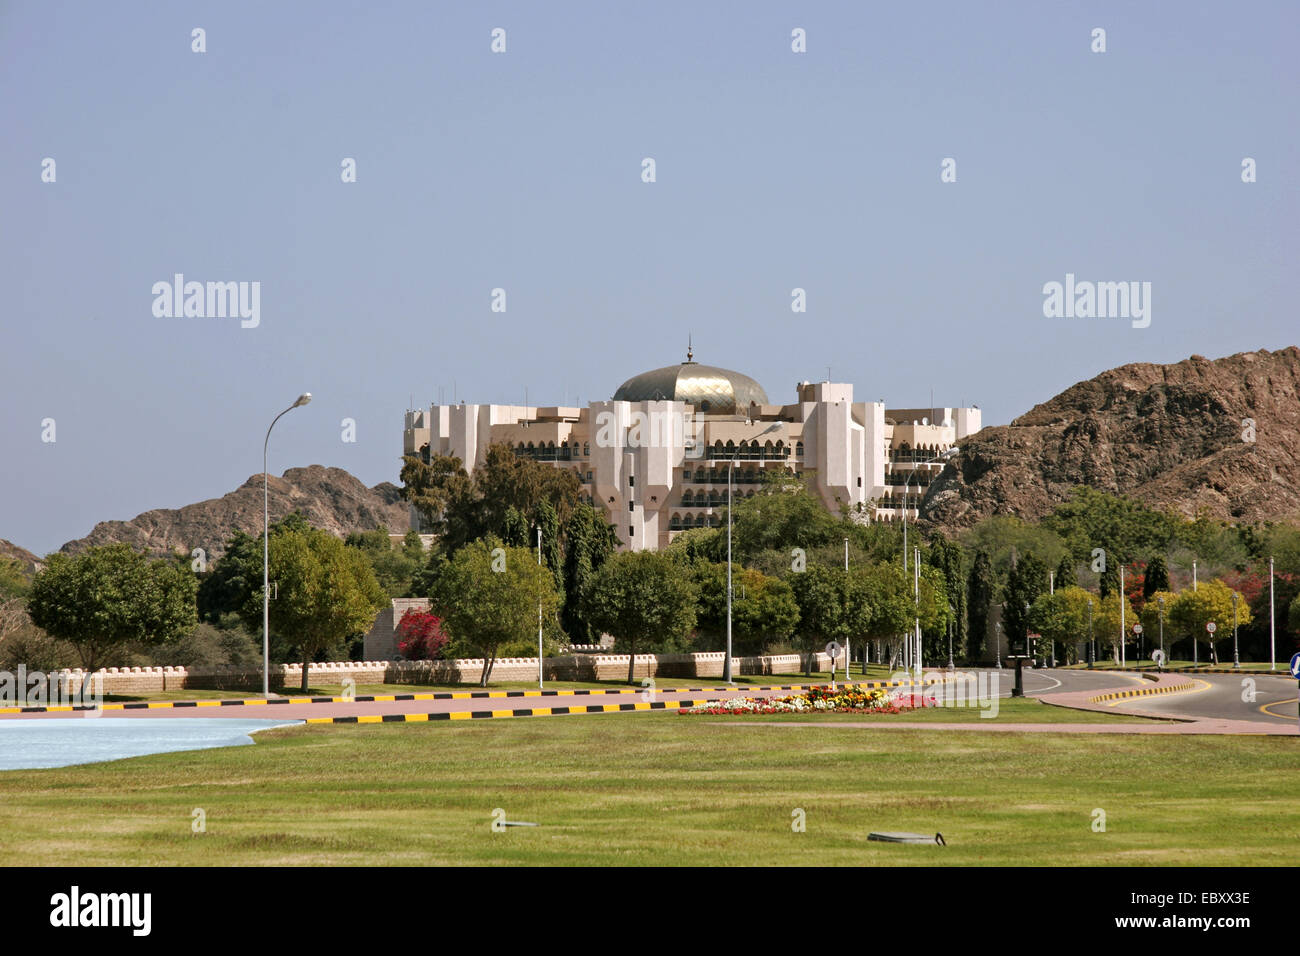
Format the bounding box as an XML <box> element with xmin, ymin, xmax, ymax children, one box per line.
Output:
<box><xmin>946</xmin><ymin>609</ymin><xmax>955</xmax><ymax>670</ymax></box>
<box><xmin>1119</xmin><ymin>564</ymin><xmax>1126</xmax><ymax>669</ymax></box>
<box><xmin>995</xmin><ymin>621</ymin><xmax>1002</xmax><ymax>669</ymax></box>
<box><xmin>1087</xmin><ymin>597</ymin><xmax>1094</xmax><ymax>668</ymax></box>
<box><xmin>263</xmin><ymin>392</ymin><xmax>312</xmax><ymax>698</ymax></box>
<box><xmin>844</xmin><ymin>537</ymin><xmax>850</xmax><ymax>682</ymax></box>
<box><xmin>913</xmin><ymin>546</ymin><xmax>922</xmax><ymax>678</ymax></box>
<box><xmin>537</xmin><ymin>527</ymin><xmax>544</xmax><ymax>690</ymax></box>
<box><xmin>1232</xmin><ymin>591</ymin><xmax>1240</xmax><ymax>669</ymax></box>
<box><xmin>1157</xmin><ymin>595</ymin><xmax>1165</xmax><ymax>663</ymax></box>
<box><xmin>1270</xmin><ymin>556</ymin><xmax>1276</xmax><ymax>671</ymax></box>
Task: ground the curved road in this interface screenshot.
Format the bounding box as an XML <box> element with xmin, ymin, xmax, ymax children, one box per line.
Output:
<box><xmin>2</xmin><ymin>668</ymin><xmax>1294</xmax><ymax>731</ymax></box>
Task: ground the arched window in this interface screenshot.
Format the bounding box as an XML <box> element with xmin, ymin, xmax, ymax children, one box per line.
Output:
<box><xmin>583</xmin><ymin>442</ymin><xmax>590</xmax><ymax>456</ymax></box>
<box><xmin>795</xmin><ymin>441</ymin><xmax>805</xmax><ymax>459</ymax></box>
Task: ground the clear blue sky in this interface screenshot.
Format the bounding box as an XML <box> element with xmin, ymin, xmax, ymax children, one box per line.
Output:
<box><xmin>3</xmin><ymin>1</ymin><xmax>1297</xmax><ymax>556</ymax></box>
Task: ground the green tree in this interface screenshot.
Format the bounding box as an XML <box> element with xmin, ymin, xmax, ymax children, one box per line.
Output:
<box><xmin>399</xmin><ymin>452</ymin><xmax>477</xmax><ymax>548</ymax></box>
<box><xmin>860</xmin><ymin>562</ymin><xmax>915</xmax><ymax>666</ymax></box>
<box><xmin>1099</xmin><ymin>561</ymin><xmax>1120</xmax><ymax>599</ymax></box>
<box><xmin>1028</xmin><ymin>586</ymin><xmax>1092</xmax><ymax>664</ymax></box>
<box><xmin>1002</xmin><ymin>552</ymin><xmax>1048</xmax><ymax>655</ymax></box>
<box><xmin>689</xmin><ymin>562</ymin><xmax>799</xmax><ymax>654</ymax></box>
<box><xmin>1094</xmin><ymin>591</ymin><xmax>1136</xmax><ymax>664</ymax></box>
<box><xmin>1043</xmin><ymin>487</ymin><xmax>1178</xmax><ymax>566</ymax></box>
<box><xmin>560</xmin><ymin>503</ymin><xmax>619</xmax><ymax>644</ymax></box>
<box><xmin>1139</xmin><ymin>589</ymin><xmax>1177</xmax><ymax>659</ymax></box>
<box><xmin>582</xmin><ymin>551</ymin><xmax>697</xmax><ymax>684</ymax></box>
<box><xmin>1055</xmin><ymin>554</ymin><xmax>1077</xmax><ymax>590</ymax></box>
<box><xmin>930</xmin><ymin>535</ymin><xmax>967</xmax><ymax>664</ymax></box>
<box><xmin>27</xmin><ymin>544</ymin><xmax>198</xmax><ymax>672</ymax></box>
<box><xmin>345</xmin><ymin>526</ymin><xmax>422</xmax><ymax>598</ymax></box>
<box><xmin>428</xmin><ymin>538</ymin><xmax>561</xmax><ymax>686</ymax></box>
<box><xmin>726</xmin><ymin>472</ymin><xmax>843</xmax><ymax>564</ymax></box>
<box><xmin>474</xmin><ymin>444</ymin><xmax>583</xmax><ymax>543</ymax></box>
<box><xmin>501</xmin><ymin>506</ymin><xmax>529</xmax><ymax>548</ymax></box>
<box><xmin>238</xmin><ymin>528</ymin><xmax>386</xmax><ymax>691</ymax></box>
<box><xmin>788</xmin><ymin>564</ymin><xmax>874</xmax><ymax>676</ymax></box>
<box><xmin>959</xmin><ymin>516</ymin><xmax>1069</xmax><ymax>582</ymax></box>
<box><xmin>0</xmin><ymin>556</ymin><xmax>31</xmax><ymax>600</ymax></box>
<box><xmin>966</xmin><ymin>550</ymin><xmax>994</xmax><ymax>662</ymax></box>
<box><xmin>534</xmin><ymin>499</ymin><xmax>563</xmax><ymax>592</ymax></box>
<box><xmin>1143</xmin><ymin>555</ymin><xmax>1170</xmax><ymax>599</ymax></box>
<box><xmin>1169</xmin><ymin>580</ymin><xmax>1252</xmax><ymax>664</ymax></box>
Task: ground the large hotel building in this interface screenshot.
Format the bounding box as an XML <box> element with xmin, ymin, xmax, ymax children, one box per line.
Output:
<box><xmin>403</xmin><ymin>352</ymin><xmax>981</xmax><ymax>551</ymax></box>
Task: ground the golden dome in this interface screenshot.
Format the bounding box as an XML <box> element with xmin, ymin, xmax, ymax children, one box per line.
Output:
<box><xmin>613</xmin><ymin>360</ymin><xmax>769</xmax><ymax>415</ymax></box>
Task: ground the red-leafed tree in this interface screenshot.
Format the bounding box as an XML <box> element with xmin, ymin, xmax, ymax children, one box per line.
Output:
<box><xmin>396</xmin><ymin>608</ymin><xmax>448</xmax><ymax>660</ymax></box>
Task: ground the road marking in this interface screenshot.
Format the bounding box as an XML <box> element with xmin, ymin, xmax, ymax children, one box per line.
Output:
<box><xmin>1023</xmin><ymin>672</ymin><xmax>1063</xmax><ymax>693</ymax></box>
<box><xmin>1258</xmin><ymin>697</ymin><xmax>1298</xmax><ymax>720</ymax></box>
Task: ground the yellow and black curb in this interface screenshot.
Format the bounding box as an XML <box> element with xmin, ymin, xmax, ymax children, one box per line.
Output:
<box><xmin>1</xmin><ymin>678</ymin><xmax>928</xmax><ymax>717</ymax></box>
<box><xmin>305</xmin><ymin>698</ymin><xmax>723</xmax><ymax>724</ymax></box>
<box><xmin>1088</xmin><ymin>680</ymin><xmax>1202</xmax><ymax>705</ymax></box>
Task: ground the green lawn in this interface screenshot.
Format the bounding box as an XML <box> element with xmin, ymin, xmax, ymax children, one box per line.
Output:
<box><xmin>0</xmin><ymin>708</ymin><xmax>1285</xmax><ymax>866</ymax></box>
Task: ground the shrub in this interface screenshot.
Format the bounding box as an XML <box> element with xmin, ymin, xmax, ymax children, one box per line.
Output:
<box><xmin>396</xmin><ymin>608</ymin><xmax>449</xmax><ymax>660</ymax></box>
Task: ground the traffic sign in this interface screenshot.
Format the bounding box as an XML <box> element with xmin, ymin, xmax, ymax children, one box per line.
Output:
<box><xmin>1289</xmin><ymin>652</ymin><xmax>1300</xmax><ymax>679</ymax></box>
<box><xmin>1206</xmin><ymin>622</ymin><xmax>1217</xmax><ymax>634</ymax></box>
<box><xmin>825</xmin><ymin>641</ymin><xmax>841</xmax><ymax>660</ymax></box>
<box><xmin>1133</xmin><ymin>624</ymin><xmax>1143</xmax><ymax>634</ymax></box>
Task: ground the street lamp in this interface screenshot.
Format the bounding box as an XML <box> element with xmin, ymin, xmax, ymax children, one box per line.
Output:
<box><xmin>537</xmin><ymin>526</ymin><xmax>544</xmax><ymax>690</ymax></box>
<box><xmin>1157</xmin><ymin>595</ymin><xmax>1165</xmax><ymax>665</ymax></box>
<box><xmin>1232</xmin><ymin>591</ymin><xmax>1240</xmax><ymax>669</ymax></box>
<box><xmin>995</xmin><ymin>621</ymin><xmax>1002</xmax><ymax>669</ymax></box>
<box><xmin>1119</xmin><ymin>564</ymin><xmax>1126</xmax><ymax>669</ymax></box>
<box><xmin>1087</xmin><ymin>597</ymin><xmax>1095</xmax><ymax>668</ymax></box>
<box><xmin>946</xmin><ymin>608</ymin><xmax>955</xmax><ymax>670</ymax></box>
<box><xmin>263</xmin><ymin>392</ymin><xmax>311</xmax><ymax>697</ymax></box>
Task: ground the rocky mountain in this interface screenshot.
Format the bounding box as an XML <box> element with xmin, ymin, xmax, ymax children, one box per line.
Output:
<box><xmin>59</xmin><ymin>465</ymin><xmax>411</xmax><ymax>559</ymax></box>
<box><xmin>923</xmin><ymin>347</ymin><xmax>1300</xmax><ymax>529</ymax></box>
<box><xmin>0</xmin><ymin>539</ymin><xmax>42</xmax><ymax>574</ymax></box>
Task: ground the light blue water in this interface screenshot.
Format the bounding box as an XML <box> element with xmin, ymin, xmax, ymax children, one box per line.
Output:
<box><xmin>0</xmin><ymin>718</ymin><xmax>301</xmax><ymax>770</ymax></box>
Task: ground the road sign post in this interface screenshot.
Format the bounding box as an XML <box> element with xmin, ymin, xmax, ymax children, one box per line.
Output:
<box><xmin>1206</xmin><ymin>622</ymin><xmax>1216</xmax><ymax>666</ymax></box>
<box><xmin>1290</xmin><ymin>653</ymin><xmax>1300</xmax><ymax>734</ymax></box>
<box><xmin>825</xmin><ymin>641</ymin><xmax>841</xmax><ymax>690</ymax></box>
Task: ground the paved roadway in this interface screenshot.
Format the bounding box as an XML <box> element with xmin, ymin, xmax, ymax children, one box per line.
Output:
<box><xmin>2</xmin><ymin>667</ymin><xmax>1294</xmax><ymax>730</ymax></box>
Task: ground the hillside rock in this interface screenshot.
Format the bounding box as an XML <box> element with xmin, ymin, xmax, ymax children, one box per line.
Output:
<box><xmin>0</xmin><ymin>539</ymin><xmax>42</xmax><ymax>574</ymax></box>
<box><xmin>923</xmin><ymin>347</ymin><xmax>1300</xmax><ymax>529</ymax></box>
<box><xmin>59</xmin><ymin>465</ymin><xmax>410</xmax><ymax>559</ymax></box>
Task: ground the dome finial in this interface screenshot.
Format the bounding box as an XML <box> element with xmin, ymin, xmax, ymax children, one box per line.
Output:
<box><xmin>686</xmin><ymin>334</ymin><xmax>694</xmax><ymax>364</ymax></box>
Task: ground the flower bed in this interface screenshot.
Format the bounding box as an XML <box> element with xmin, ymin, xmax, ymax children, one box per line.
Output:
<box><xmin>679</xmin><ymin>685</ymin><xmax>936</xmax><ymax>716</ymax></box>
